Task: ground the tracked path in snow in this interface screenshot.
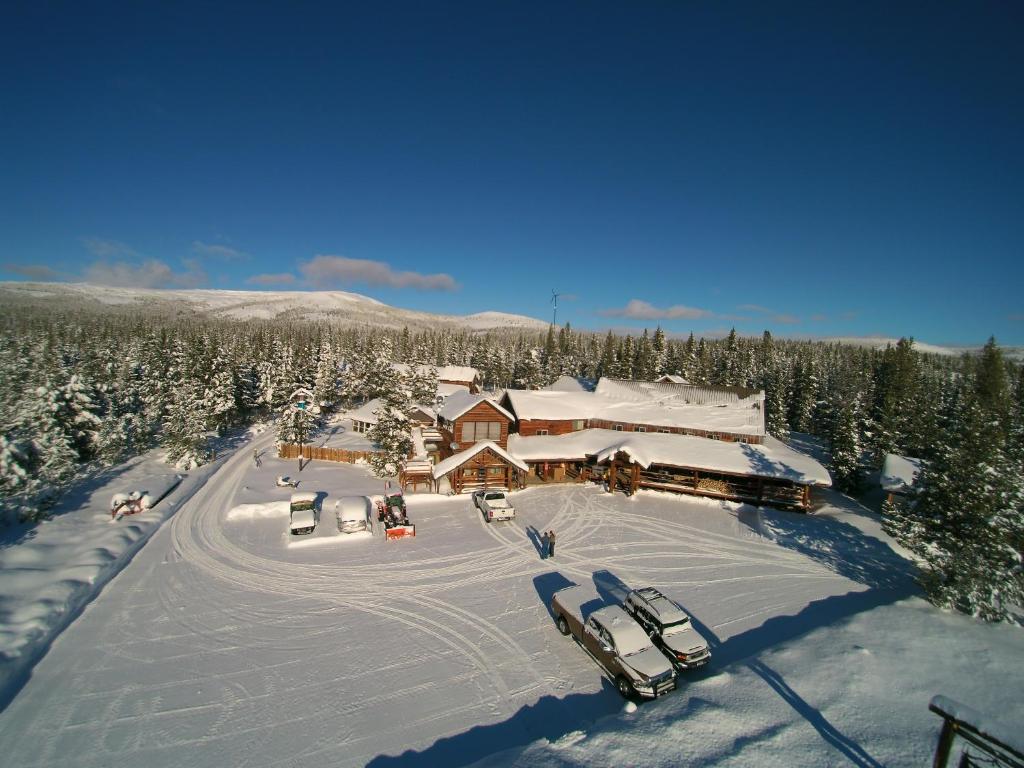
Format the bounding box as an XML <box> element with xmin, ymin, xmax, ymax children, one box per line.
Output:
<box><xmin>0</xmin><ymin>436</ymin><xmax>863</xmax><ymax>768</ymax></box>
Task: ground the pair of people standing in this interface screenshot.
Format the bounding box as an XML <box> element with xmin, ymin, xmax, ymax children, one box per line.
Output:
<box><xmin>543</xmin><ymin>529</ymin><xmax>556</xmax><ymax>559</ymax></box>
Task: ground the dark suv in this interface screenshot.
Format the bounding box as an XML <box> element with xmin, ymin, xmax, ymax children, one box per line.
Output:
<box><xmin>623</xmin><ymin>587</ymin><xmax>711</xmax><ymax>671</ymax></box>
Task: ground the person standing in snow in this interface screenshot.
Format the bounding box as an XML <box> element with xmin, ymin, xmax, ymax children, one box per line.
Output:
<box><xmin>548</xmin><ymin>529</ymin><xmax>556</xmax><ymax>558</ymax></box>
<box><xmin>541</xmin><ymin>530</ymin><xmax>549</xmax><ymax>559</ymax></box>
<box><xmin>253</xmin><ymin>448</ymin><xmax>261</xmax><ymax>467</ymax></box>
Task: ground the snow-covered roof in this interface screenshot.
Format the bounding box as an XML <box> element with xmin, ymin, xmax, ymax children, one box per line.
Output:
<box><xmin>880</xmin><ymin>454</ymin><xmax>922</xmax><ymax>493</ymax></box>
<box><xmin>392</xmin><ymin>363</ymin><xmax>480</xmax><ymax>383</ymax></box>
<box><xmin>595</xmin><ymin>377</ymin><xmax>762</xmax><ymax>406</ymax></box>
<box><xmin>290</xmin><ymin>491</ymin><xmax>318</xmax><ymax>504</ymax></box>
<box><xmin>656</xmin><ymin>374</ymin><xmax>689</xmax><ymax>384</ymax></box>
<box><xmin>436</xmin><ymin>381</ymin><xmax>470</xmax><ymax>398</ymax></box>
<box><xmin>507</xmin><ymin>429</ymin><xmax>831</xmax><ymax>486</ymax></box>
<box><xmin>542</xmin><ymin>376</ymin><xmax>594</xmax><ymax>392</ymax></box>
<box><xmin>437</xmin><ymin>391</ymin><xmax>515</xmax><ymax>423</ymax></box>
<box><xmin>349</xmin><ymin>398</ymin><xmax>384</xmax><ymax>424</ymax></box>
<box><xmin>502</xmin><ymin>390</ymin><xmax>596</xmax><ymax>421</ymax></box>
<box><xmin>437</xmin><ymin>365</ymin><xmax>479</xmax><ymax>383</ymax></box>
<box><xmin>432</xmin><ymin>441</ymin><xmax>529</xmax><ymax>479</ymax></box>
<box><xmin>503</xmin><ymin>380</ymin><xmax>765</xmax><ymax>436</ymax></box>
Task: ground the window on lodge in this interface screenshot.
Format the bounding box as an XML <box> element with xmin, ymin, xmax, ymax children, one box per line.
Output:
<box><xmin>636</xmin><ymin>426</ymin><xmax>646</xmax><ymax>433</ymax></box>
<box><xmin>460</xmin><ymin>421</ymin><xmax>502</xmax><ymax>442</ymax></box>
<box><xmin>488</xmin><ymin>466</ymin><xmax>503</xmax><ymax>476</ymax></box>
<box><xmin>572</xmin><ymin>420</ymin><xmax>585</xmax><ymax>431</ymax></box>
<box><xmin>613</xmin><ymin>424</ymin><xmax>624</xmax><ymax>431</ymax></box>
<box><xmin>536</xmin><ymin>429</ymin><xmax>549</xmax><ymax>436</ymax></box>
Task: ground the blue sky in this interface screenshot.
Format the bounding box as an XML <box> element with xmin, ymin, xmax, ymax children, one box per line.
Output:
<box><xmin>2</xmin><ymin>2</ymin><xmax>1022</xmax><ymax>345</ymax></box>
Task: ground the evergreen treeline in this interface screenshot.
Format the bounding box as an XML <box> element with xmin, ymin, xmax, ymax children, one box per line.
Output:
<box><xmin>0</xmin><ymin>306</ymin><xmax>1020</xmax><ymax>621</ymax></box>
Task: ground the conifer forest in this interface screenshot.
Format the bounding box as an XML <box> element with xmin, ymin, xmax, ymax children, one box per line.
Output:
<box><xmin>1</xmin><ymin>304</ymin><xmax>1021</xmax><ymax>622</ymax></box>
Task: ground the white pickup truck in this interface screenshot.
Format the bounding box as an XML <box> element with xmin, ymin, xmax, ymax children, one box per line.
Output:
<box><xmin>472</xmin><ymin>490</ymin><xmax>515</xmax><ymax>522</ymax></box>
<box><xmin>550</xmin><ymin>585</ymin><xmax>676</xmax><ymax>700</ymax></box>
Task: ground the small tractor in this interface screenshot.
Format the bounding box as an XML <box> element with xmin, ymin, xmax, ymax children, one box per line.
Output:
<box><xmin>376</xmin><ymin>482</ymin><xmax>415</xmax><ymax>539</ymax></box>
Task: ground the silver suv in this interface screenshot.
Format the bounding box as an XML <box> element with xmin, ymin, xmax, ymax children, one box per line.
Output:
<box><xmin>623</xmin><ymin>587</ymin><xmax>711</xmax><ymax>671</ymax></box>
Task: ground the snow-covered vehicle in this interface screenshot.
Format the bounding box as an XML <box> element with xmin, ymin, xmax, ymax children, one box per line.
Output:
<box><xmin>550</xmin><ymin>585</ymin><xmax>676</xmax><ymax>700</ymax></box>
<box><xmin>109</xmin><ymin>491</ymin><xmax>152</xmax><ymax>519</ymax></box>
<box><xmin>623</xmin><ymin>587</ymin><xmax>711</xmax><ymax>671</ymax></box>
<box><xmin>289</xmin><ymin>492</ymin><xmax>318</xmax><ymax>535</ymax></box>
<box><xmin>472</xmin><ymin>489</ymin><xmax>515</xmax><ymax>522</ymax></box>
<box><xmin>336</xmin><ymin>496</ymin><xmax>369</xmax><ymax>533</ymax></box>
<box><xmin>376</xmin><ymin>484</ymin><xmax>416</xmax><ymax>539</ymax></box>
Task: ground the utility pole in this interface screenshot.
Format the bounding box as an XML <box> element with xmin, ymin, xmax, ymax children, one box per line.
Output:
<box><xmin>551</xmin><ymin>289</ymin><xmax>561</xmax><ymax>327</ymax></box>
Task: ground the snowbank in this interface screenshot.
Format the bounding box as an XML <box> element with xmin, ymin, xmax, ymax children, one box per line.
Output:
<box><xmin>0</xmin><ymin>456</ymin><xmax>222</xmax><ymax>702</ymax></box>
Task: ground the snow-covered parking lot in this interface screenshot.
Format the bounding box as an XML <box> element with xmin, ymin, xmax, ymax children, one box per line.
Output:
<box><xmin>1</xmin><ymin>440</ymin><xmax>1022</xmax><ymax>767</ymax></box>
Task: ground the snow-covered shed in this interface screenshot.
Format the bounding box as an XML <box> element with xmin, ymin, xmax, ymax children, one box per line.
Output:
<box><xmin>656</xmin><ymin>374</ymin><xmax>689</xmax><ymax>384</ymax></box>
<box><xmin>880</xmin><ymin>453</ymin><xmax>923</xmax><ymax>503</ymax></box>
<box><xmin>349</xmin><ymin>398</ymin><xmax>384</xmax><ymax>434</ymax></box>
<box><xmin>508</xmin><ymin>429</ymin><xmax>831</xmax><ymax>510</ymax></box>
<box><xmin>392</xmin><ymin>363</ymin><xmax>482</xmax><ymax>394</ymax></box>
<box><xmin>431</xmin><ymin>441</ymin><xmax>528</xmax><ymax>495</ymax></box>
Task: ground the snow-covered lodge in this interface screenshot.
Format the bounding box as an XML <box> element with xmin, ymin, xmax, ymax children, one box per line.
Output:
<box><xmin>421</xmin><ymin>376</ymin><xmax>831</xmax><ymax>510</ymax></box>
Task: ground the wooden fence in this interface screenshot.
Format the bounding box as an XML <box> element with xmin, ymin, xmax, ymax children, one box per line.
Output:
<box><xmin>278</xmin><ymin>443</ymin><xmax>382</xmax><ymax>464</ymax></box>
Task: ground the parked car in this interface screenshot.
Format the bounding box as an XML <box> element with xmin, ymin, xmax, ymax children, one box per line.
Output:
<box><xmin>472</xmin><ymin>489</ymin><xmax>515</xmax><ymax>522</ymax></box>
<box><xmin>289</xmin><ymin>492</ymin><xmax>318</xmax><ymax>535</ymax></box>
<box><xmin>623</xmin><ymin>587</ymin><xmax>711</xmax><ymax>671</ymax></box>
<box><xmin>336</xmin><ymin>496</ymin><xmax>369</xmax><ymax>533</ymax></box>
<box><xmin>550</xmin><ymin>586</ymin><xmax>676</xmax><ymax>700</ymax></box>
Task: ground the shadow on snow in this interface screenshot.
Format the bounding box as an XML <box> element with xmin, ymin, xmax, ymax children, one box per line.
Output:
<box><xmin>366</xmin><ymin>685</ymin><xmax>620</xmax><ymax>768</ymax></box>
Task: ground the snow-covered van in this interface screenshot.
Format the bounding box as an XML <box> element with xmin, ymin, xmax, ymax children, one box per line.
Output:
<box><xmin>289</xmin><ymin>492</ymin><xmax>318</xmax><ymax>535</ymax></box>
<box><xmin>336</xmin><ymin>496</ymin><xmax>369</xmax><ymax>533</ymax></box>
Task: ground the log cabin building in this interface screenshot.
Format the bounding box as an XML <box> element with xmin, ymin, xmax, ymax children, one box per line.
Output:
<box><xmin>429</xmin><ymin>392</ymin><xmax>524</xmax><ymax>493</ymax></box>
<box><xmin>495</xmin><ymin>378</ymin><xmax>830</xmax><ymax>510</ymax></box>
<box><xmin>395</xmin><ymin>375</ymin><xmax>831</xmax><ymax>510</ymax></box>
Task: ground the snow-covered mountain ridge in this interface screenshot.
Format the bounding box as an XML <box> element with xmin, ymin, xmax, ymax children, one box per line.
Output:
<box><xmin>0</xmin><ymin>282</ymin><xmax>550</xmax><ymax>332</ymax></box>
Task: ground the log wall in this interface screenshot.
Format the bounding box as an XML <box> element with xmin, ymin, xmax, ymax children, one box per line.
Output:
<box><xmin>442</xmin><ymin>401</ymin><xmax>512</xmax><ymax>451</ymax></box>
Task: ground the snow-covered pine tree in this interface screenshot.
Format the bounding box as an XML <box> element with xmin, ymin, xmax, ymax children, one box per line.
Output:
<box><xmin>0</xmin><ymin>434</ymin><xmax>30</xmax><ymax>494</ymax></box>
<box><xmin>511</xmin><ymin>348</ymin><xmax>544</xmax><ymax>390</ymax></box>
<box><xmin>634</xmin><ymin>330</ymin><xmax>654</xmax><ymax>381</ymax></box>
<box><xmin>892</xmin><ymin>339</ymin><xmax>1023</xmax><ymax>622</ymax></box>
<box><xmin>29</xmin><ymin>381</ymin><xmax>86</xmax><ymax>488</ymax></box>
<box><xmin>96</xmin><ymin>358</ymin><xmax>150</xmax><ymax>464</ymax></box>
<box><xmin>829</xmin><ymin>394</ymin><xmax>863</xmax><ymax>493</ymax></box>
<box><xmin>652</xmin><ymin>327</ymin><xmax>668</xmax><ymax>378</ymax></box>
<box><xmin>404</xmin><ymin>364</ymin><xmax>439</xmax><ymax>406</ymax></box>
<box><xmin>276</xmin><ymin>395</ymin><xmax>316</xmax><ymax>448</ymax></box>
<box><xmin>788</xmin><ymin>354</ymin><xmax>817</xmax><ymax>434</ymax></box>
<box><xmin>366</xmin><ymin>397</ymin><xmax>413</xmax><ymax>478</ymax></box>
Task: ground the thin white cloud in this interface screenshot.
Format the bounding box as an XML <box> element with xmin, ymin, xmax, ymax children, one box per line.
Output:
<box><xmin>736</xmin><ymin>304</ymin><xmax>801</xmax><ymax>325</ymax></box>
<box><xmin>300</xmin><ymin>254</ymin><xmax>458</xmax><ymax>291</ymax></box>
<box><xmin>2</xmin><ymin>263</ymin><xmax>61</xmax><ymax>281</ymax></box>
<box><xmin>80</xmin><ymin>237</ymin><xmax>138</xmax><ymax>258</ymax></box>
<box><xmin>247</xmin><ymin>272</ymin><xmax>297</xmax><ymax>286</ymax></box>
<box><xmin>84</xmin><ymin>258</ymin><xmax>206</xmax><ymax>289</ymax></box>
<box><xmin>192</xmin><ymin>241</ymin><xmax>247</xmax><ymax>260</ymax></box>
<box><xmin>599</xmin><ymin>299</ymin><xmax>713</xmax><ymax>320</ymax></box>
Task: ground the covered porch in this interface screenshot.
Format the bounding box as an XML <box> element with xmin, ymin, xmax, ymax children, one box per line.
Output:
<box><xmin>432</xmin><ymin>441</ymin><xmax>528</xmax><ymax>495</ymax></box>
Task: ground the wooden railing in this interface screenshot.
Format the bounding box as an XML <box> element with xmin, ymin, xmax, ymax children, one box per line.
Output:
<box><xmin>930</xmin><ymin>695</ymin><xmax>1023</xmax><ymax>768</ymax></box>
<box><xmin>278</xmin><ymin>443</ymin><xmax>382</xmax><ymax>464</ymax></box>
